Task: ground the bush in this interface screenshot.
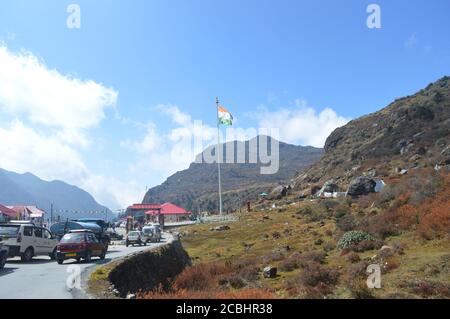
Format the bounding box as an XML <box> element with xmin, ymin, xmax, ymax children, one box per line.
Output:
<box><xmin>352</xmin><ymin>239</ymin><xmax>383</xmax><ymax>252</ymax></box>
<box><xmin>173</xmin><ymin>262</ymin><xmax>231</xmax><ymax>291</ymax></box>
<box><xmin>346</xmin><ymin>252</ymin><xmax>361</xmax><ymax>263</ymax></box>
<box><xmin>337</xmin><ymin>215</ymin><xmax>356</xmax><ymax>232</ymax></box>
<box><xmin>338</xmin><ymin>231</ymin><xmax>376</xmax><ymax>250</ymax></box>
<box><xmin>238</xmin><ymin>265</ymin><xmax>260</xmax><ymax>282</ymax></box>
<box><xmin>298</xmin><ymin>262</ymin><xmax>340</xmax><ymax>287</ymax></box>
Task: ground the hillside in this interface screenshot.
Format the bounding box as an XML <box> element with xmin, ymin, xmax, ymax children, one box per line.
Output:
<box><xmin>0</xmin><ymin>168</ymin><xmax>112</xmax><ymax>220</ymax></box>
<box><xmin>143</xmin><ymin>136</ymin><xmax>323</xmax><ymax>212</ymax></box>
<box><xmin>294</xmin><ymin>76</ymin><xmax>450</xmax><ymax>193</ymax></box>
<box><xmin>146</xmin><ymin>77</ymin><xmax>450</xmax><ymax>300</ymax></box>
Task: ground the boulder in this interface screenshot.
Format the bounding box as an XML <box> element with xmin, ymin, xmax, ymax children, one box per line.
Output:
<box><xmin>263</xmin><ymin>266</ymin><xmax>277</xmax><ymax>278</ymax></box>
<box><xmin>212</xmin><ymin>225</ymin><xmax>230</xmax><ymax>231</ymax></box>
<box><xmin>320</xmin><ymin>179</ymin><xmax>340</xmax><ymax>193</ymax></box>
<box><xmin>347</xmin><ymin>176</ymin><xmax>376</xmax><ymax>196</ymax></box>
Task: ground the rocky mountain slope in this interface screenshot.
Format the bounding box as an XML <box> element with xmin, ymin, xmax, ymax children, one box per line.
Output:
<box><xmin>0</xmin><ymin>168</ymin><xmax>112</xmax><ymax>220</ymax></box>
<box><xmin>143</xmin><ymin>136</ymin><xmax>323</xmax><ymax>212</ymax></box>
<box><xmin>294</xmin><ymin>76</ymin><xmax>450</xmax><ymax>194</ymax></box>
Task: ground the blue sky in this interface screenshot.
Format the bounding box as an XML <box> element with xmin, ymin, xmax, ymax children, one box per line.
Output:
<box><xmin>0</xmin><ymin>0</ymin><xmax>449</xmax><ymax>209</ymax></box>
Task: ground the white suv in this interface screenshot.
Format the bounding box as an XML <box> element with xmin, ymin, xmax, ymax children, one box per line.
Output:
<box><xmin>0</xmin><ymin>222</ymin><xmax>59</xmax><ymax>262</ymax></box>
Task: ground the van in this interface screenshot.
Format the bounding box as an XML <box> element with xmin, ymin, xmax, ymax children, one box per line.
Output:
<box><xmin>142</xmin><ymin>225</ymin><xmax>161</xmax><ymax>243</ymax></box>
<box><xmin>0</xmin><ymin>223</ymin><xmax>59</xmax><ymax>262</ymax></box>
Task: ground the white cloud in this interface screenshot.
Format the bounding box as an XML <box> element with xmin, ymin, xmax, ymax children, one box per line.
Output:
<box><xmin>253</xmin><ymin>99</ymin><xmax>350</xmax><ymax>148</ymax></box>
<box><xmin>0</xmin><ymin>46</ymin><xmax>117</xmax><ymax>132</ymax></box>
<box><xmin>121</xmin><ymin>122</ymin><xmax>161</xmax><ymax>153</ymax></box>
<box><xmin>0</xmin><ymin>45</ymin><xmax>127</xmax><ymax>208</ymax></box>
<box><xmin>0</xmin><ymin>121</ymin><xmax>87</xmax><ymax>182</ymax></box>
<box><xmin>122</xmin><ymin>105</ymin><xmax>218</xmax><ymax>187</ymax></box>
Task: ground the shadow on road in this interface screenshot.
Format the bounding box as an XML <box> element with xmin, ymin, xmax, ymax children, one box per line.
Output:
<box><xmin>7</xmin><ymin>258</ymin><xmax>54</xmax><ymax>265</ymax></box>
<box><xmin>59</xmin><ymin>257</ymin><xmax>113</xmax><ymax>266</ymax></box>
<box><xmin>0</xmin><ymin>267</ymin><xmax>18</xmax><ymax>277</ymax></box>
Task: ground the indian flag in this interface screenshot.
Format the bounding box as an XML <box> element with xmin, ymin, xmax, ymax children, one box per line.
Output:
<box><xmin>218</xmin><ymin>105</ymin><xmax>233</xmax><ymax>126</ymax></box>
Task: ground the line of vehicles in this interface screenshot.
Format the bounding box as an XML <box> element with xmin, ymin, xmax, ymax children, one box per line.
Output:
<box><xmin>0</xmin><ymin>218</ymin><xmax>162</xmax><ymax>269</ymax></box>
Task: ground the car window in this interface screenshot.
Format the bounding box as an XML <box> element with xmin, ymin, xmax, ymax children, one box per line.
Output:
<box><xmin>34</xmin><ymin>228</ymin><xmax>43</xmax><ymax>238</ymax></box>
<box><xmin>0</xmin><ymin>225</ymin><xmax>20</xmax><ymax>236</ymax></box>
<box><xmin>90</xmin><ymin>235</ymin><xmax>99</xmax><ymax>243</ymax></box>
<box><xmin>43</xmin><ymin>230</ymin><xmax>52</xmax><ymax>239</ymax></box>
<box><xmin>60</xmin><ymin>233</ymin><xmax>85</xmax><ymax>243</ymax></box>
<box><xmin>23</xmin><ymin>226</ymin><xmax>33</xmax><ymax>237</ymax></box>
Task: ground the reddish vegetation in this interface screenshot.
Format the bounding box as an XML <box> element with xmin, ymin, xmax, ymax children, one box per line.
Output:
<box><xmin>138</xmin><ymin>261</ymin><xmax>276</xmax><ymax>299</ymax></box>
<box><xmin>140</xmin><ymin>288</ymin><xmax>277</xmax><ymax>299</ymax></box>
<box><xmin>367</xmin><ymin>170</ymin><xmax>450</xmax><ymax>240</ymax></box>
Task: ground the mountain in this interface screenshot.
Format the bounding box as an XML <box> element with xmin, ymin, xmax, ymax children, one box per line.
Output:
<box><xmin>0</xmin><ymin>168</ymin><xmax>112</xmax><ymax>221</ymax></box>
<box><xmin>143</xmin><ymin>136</ymin><xmax>323</xmax><ymax>212</ymax></box>
<box><xmin>294</xmin><ymin>76</ymin><xmax>450</xmax><ymax>192</ymax></box>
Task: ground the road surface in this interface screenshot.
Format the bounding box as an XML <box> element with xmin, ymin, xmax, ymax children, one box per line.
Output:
<box><xmin>0</xmin><ymin>233</ymin><xmax>171</xmax><ymax>299</ymax></box>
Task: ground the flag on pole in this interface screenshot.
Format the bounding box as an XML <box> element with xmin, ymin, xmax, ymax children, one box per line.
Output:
<box><xmin>218</xmin><ymin>105</ymin><xmax>233</xmax><ymax>126</ymax></box>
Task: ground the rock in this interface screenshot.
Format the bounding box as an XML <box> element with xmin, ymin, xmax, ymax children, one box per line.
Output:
<box><xmin>399</xmin><ymin>169</ymin><xmax>408</xmax><ymax>175</ymax></box>
<box><xmin>271</xmin><ymin>185</ymin><xmax>288</xmax><ymax>198</ymax></box>
<box><xmin>347</xmin><ymin>176</ymin><xmax>376</xmax><ymax>196</ymax></box>
<box><xmin>213</xmin><ymin>225</ymin><xmax>230</xmax><ymax>231</ymax></box>
<box><xmin>380</xmin><ymin>245</ymin><xmax>393</xmax><ymax>252</ymax></box>
<box><xmin>126</xmin><ymin>293</ymin><xmax>136</xmax><ymax>299</ymax></box>
<box><xmin>441</xmin><ymin>145</ymin><xmax>450</xmax><ymax>157</ymax></box>
<box><xmin>263</xmin><ymin>266</ymin><xmax>277</xmax><ymax>278</ymax></box>
<box><xmin>317</xmin><ymin>179</ymin><xmax>339</xmax><ymax>196</ymax></box>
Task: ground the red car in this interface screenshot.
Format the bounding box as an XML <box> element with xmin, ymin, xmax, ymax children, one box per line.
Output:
<box><xmin>56</xmin><ymin>230</ymin><xmax>106</xmax><ymax>264</ymax></box>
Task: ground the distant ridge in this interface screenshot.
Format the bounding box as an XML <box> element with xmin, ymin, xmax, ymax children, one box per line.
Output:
<box><xmin>143</xmin><ymin>135</ymin><xmax>323</xmax><ymax>212</ymax></box>
<box><xmin>0</xmin><ymin>168</ymin><xmax>112</xmax><ymax>221</ymax></box>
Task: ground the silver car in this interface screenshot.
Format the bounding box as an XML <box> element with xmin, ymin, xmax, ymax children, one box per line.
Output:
<box><xmin>125</xmin><ymin>231</ymin><xmax>143</xmax><ymax>247</ymax></box>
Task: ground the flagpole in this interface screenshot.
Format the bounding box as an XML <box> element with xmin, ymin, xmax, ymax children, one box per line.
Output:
<box><xmin>216</xmin><ymin>97</ymin><xmax>223</xmax><ymax>216</ymax></box>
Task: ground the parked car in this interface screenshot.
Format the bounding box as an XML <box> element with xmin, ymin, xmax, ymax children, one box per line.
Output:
<box><xmin>125</xmin><ymin>231</ymin><xmax>143</xmax><ymax>247</ymax></box>
<box><xmin>142</xmin><ymin>225</ymin><xmax>161</xmax><ymax>243</ymax></box>
<box><xmin>0</xmin><ymin>222</ymin><xmax>58</xmax><ymax>262</ymax></box>
<box><xmin>0</xmin><ymin>242</ymin><xmax>8</xmax><ymax>270</ymax></box>
<box><xmin>56</xmin><ymin>230</ymin><xmax>106</xmax><ymax>264</ymax></box>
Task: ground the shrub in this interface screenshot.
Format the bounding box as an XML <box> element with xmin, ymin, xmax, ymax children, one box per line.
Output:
<box><xmin>238</xmin><ymin>265</ymin><xmax>260</xmax><ymax>282</ymax></box>
<box><xmin>346</xmin><ymin>252</ymin><xmax>361</xmax><ymax>263</ymax></box>
<box><xmin>338</xmin><ymin>231</ymin><xmax>376</xmax><ymax>250</ymax></box>
<box><xmin>173</xmin><ymin>262</ymin><xmax>231</xmax><ymax>291</ymax></box>
<box><xmin>298</xmin><ymin>262</ymin><xmax>340</xmax><ymax>287</ymax></box>
<box><xmin>336</xmin><ymin>215</ymin><xmax>356</xmax><ymax>232</ymax></box>
<box><xmin>352</xmin><ymin>239</ymin><xmax>383</xmax><ymax>252</ymax></box>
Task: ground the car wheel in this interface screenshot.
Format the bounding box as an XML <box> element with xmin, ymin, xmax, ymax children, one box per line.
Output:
<box><xmin>100</xmin><ymin>250</ymin><xmax>106</xmax><ymax>260</ymax></box>
<box><xmin>21</xmin><ymin>247</ymin><xmax>33</xmax><ymax>262</ymax></box>
<box><xmin>84</xmin><ymin>251</ymin><xmax>92</xmax><ymax>263</ymax></box>
<box><xmin>57</xmin><ymin>258</ymin><xmax>64</xmax><ymax>265</ymax></box>
<box><xmin>76</xmin><ymin>258</ymin><xmax>81</xmax><ymax>263</ymax></box>
<box><xmin>0</xmin><ymin>254</ymin><xmax>6</xmax><ymax>269</ymax></box>
<box><xmin>49</xmin><ymin>248</ymin><xmax>57</xmax><ymax>260</ymax></box>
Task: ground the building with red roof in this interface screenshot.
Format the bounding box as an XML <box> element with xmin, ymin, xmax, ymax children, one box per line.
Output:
<box><xmin>145</xmin><ymin>202</ymin><xmax>192</xmax><ymax>223</ymax></box>
<box><xmin>0</xmin><ymin>204</ymin><xmax>18</xmax><ymax>222</ymax></box>
<box><xmin>126</xmin><ymin>202</ymin><xmax>192</xmax><ymax>226</ymax></box>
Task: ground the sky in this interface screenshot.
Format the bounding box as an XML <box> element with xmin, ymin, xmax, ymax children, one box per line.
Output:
<box><xmin>0</xmin><ymin>0</ymin><xmax>449</xmax><ymax>209</ymax></box>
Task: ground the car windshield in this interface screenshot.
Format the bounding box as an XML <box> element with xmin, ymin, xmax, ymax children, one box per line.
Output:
<box><xmin>142</xmin><ymin>229</ymin><xmax>153</xmax><ymax>235</ymax></box>
<box><xmin>129</xmin><ymin>231</ymin><xmax>140</xmax><ymax>236</ymax></box>
<box><xmin>0</xmin><ymin>225</ymin><xmax>20</xmax><ymax>236</ymax></box>
<box><xmin>60</xmin><ymin>233</ymin><xmax>85</xmax><ymax>243</ymax></box>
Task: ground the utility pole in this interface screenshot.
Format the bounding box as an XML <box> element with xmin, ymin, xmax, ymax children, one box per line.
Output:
<box><xmin>50</xmin><ymin>203</ymin><xmax>53</xmax><ymax>225</ymax></box>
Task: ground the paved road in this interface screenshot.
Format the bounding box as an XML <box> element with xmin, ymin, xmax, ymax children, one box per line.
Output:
<box><xmin>0</xmin><ymin>233</ymin><xmax>171</xmax><ymax>299</ymax></box>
